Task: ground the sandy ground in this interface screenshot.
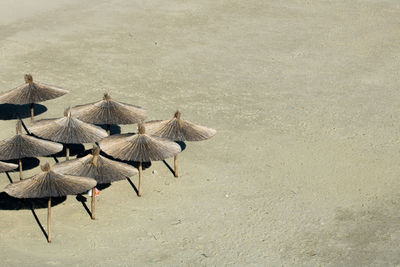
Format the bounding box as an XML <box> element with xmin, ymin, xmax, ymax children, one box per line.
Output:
<box><xmin>0</xmin><ymin>0</ymin><xmax>399</xmax><ymax>266</ymax></box>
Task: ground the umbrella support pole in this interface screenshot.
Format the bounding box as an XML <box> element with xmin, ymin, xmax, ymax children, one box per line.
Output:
<box><xmin>91</xmin><ymin>188</ymin><xmax>95</xmax><ymax>220</ymax></box>
<box><xmin>47</xmin><ymin>197</ymin><xmax>51</xmax><ymax>243</ymax></box>
<box><xmin>106</xmin><ymin>124</ymin><xmax>110</xmax><ymax>136</ymax></box>
<box><xmin>66</xmin><ymin>145</ymin><xmax>70</xmax><ymax>161</ymax></box>
<box><xmin>174</xmin><ymin>154</ymin><xmax>178</xmax><ymax>177</ymax></box>
<box><xmin>18</xmin><ymin>158</ymin><xmax>23</xmax><ymax>180</ymax></box>
<box><xmin>138</xmin><ymin>162</ymin><xmax>142</xmax><ymax>197</ymax></box>
<box><xmin>30</xmin><ymin>103</ymin><xmax>34</xmax><ymax>122</ymax></box>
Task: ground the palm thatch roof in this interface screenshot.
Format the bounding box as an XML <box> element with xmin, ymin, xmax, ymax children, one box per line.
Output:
<box><xmin>4</xmin><ymin>163</ymin><xmax>97</xmax><ymax>198</ymax></box>
<box><xmin>0</xmin><ymin>74</ymin><xmax>69</xmax><ymax>105</ymax></box>
<box><xmin>99</xmin><ymin>124</ymin><xmax>181</xmax><ymax>162</ymax></box>
<box><xmin>29</xmin><ymin>109</ymin><xmax>108</xmax><ymax>144</ymax></box>
<box><xmin>0</xmin><ymin>121</ymin><xmax>63</xmax><ymax>160</ymax></box>
<box><xmin>70</xmin><ymin>93</ymin><xmax>147</xmax><ymax>125</ymax></box>
<box><xmin>52</xmin><ymin>147</ymin><xmax>138</xmax><ymax>184</ymax></box>
<box><xmin>144</xmin><ymin>110</ymin><xmax>216</xmax><ymax>141</ymax></box>
<box><xmin>0</xmin><ymin>161</ymin><xmax>18</xmax><ymax>172</ymax></box>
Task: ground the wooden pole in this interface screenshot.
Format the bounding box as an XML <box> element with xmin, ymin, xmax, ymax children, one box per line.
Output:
<box><xmin>66</xmin><ymin>145</ymin><xmax>70</xmax><ymax>161</ymax></box>
<box><xmin>18</xmin><ymin>158</ymin><xmax>23</xmax><ymax>180</ymax></box>
<box><xmin>91</xmin><ymin>188</ymin><xmax>96</xmax><ymax>220</ymax></box>
<box><xmin>106</xmin><ymin>124</ymin><xmax>110</xmax><ymax>136</ymax></box>
<box><xmin>138</xmin><ymin>162</ymin><xmax>142</xmax><ymax>197</ymax></box>
<box><xmin>30</xmin><ymin>103</ymin><xmax>34</xmax><ymax>122</ymax></box>
<box><xmin>174</xmin><ymin>154</ymin><xmax>178</xmax><ymax>177</ymax></box>
<box><xmin>47</xmin><ymin>197</ymin><xmax>51</xmax><ymax>243</ymax></box>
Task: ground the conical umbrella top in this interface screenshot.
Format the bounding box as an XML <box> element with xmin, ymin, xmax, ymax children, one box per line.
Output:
<box><xmin>70</xmin><ymin>93</ymin><xmax>147</xmax><ymax>125</ymax></box>
<box><xmin>144</xmin><ymin>110</ymin><xmax>216</xmax><ymax>141</ymax></box>
<box><xmin>0</xmin><ymin>161</ymin><xmax>18</xmax><ymax>172</ymax></box>
<box><xmin>4</xmin><ymin>163</ymin><xmax>97</xmax><ymax>198</ymax></box>
<box><xmin>0</xmin><ymin>121</ymin><xmax>63</xmax><ymax>160</ymax></box>
<box><xmin>99</xmin><ymin>124</ymin><xmax>181</xmax><ymax>162</ymax></box>
<box><xmin>0</xmin><ymin>74</ymin><xmax>69</xmax><ymax>105</ymax></box>
<box><xmin>29</xmin><ymin>110</ymin><xmax>108</xmax><ymax>144</ymax></box>
<box><xmin>52</xmin><ymin>147</ymin><xmax>138</xmax><ymax>184</ymax></box>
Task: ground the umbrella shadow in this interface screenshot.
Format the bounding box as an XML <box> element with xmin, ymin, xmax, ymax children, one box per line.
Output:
<box><xmin>75</xmin><ymin>149</ymin><xmax>93</xmax><ymax>158</ymax></box>
<box><xmin>5</xmin><ymin>157</ymin><xmax>40</xmax><ymax>171</ymax></box>
<box><xmin>97</xmin><ymin>124</ymin><xmax>121</xmax><ymax>135</ymax></box>
<box><xmin>126</xmin><ymin>177</ymin><xmax>139</xmax><ymax>195</ymax></box>
<box><xmin>97</xmin><ymin>151</ymin><xmax>150</xmax><ymax>195</ymax></box>
<box><xmin>4</xmin><ymin>172</ymin><xmax>13</xmax><ymax>183</ymax></box>
<box><xmin>0</xmin><ymin>192</ymin><xmax>66</xmax><ymax>241</ymax></box>
<box><xmin>162</xmin><ymin>141</ymin><xmax>186</xmax><ymax>176</ymax></box>
<box><xmin>176</xmin><ymin>141</ymin><xmax>186</xmax><ymax>152</ymax></box>
<box><xmin>75</xmin><ymin>182</ymin><xmax>110</xmax><ymax>219</ymax></box>
<box><xmin>76</xmin><ymin>183</ymin><xmax>111</xmax><ymax>218</ymax></box>
<box><xmin>0</xmin><ymin>103</ymin><xmax>47</xmax><ymax>120</ymax></box>
<box><xmin>0</xmin><ymin>193</ymin><xmax>66</xmax><ymax>210</ymax></box>
<box><xmin>52</xmin><ymin>144</ymin><xmax>86</xmax><ymax>158</ymax></box>
<box><xmin>75</xmin><ymin>182</ymin><xmax>112</xmax><ymax>219</ymax></box>
<box><xmin>162</xmin><ymin>160</ymin><xmax>175</xmax><ymax>176</ymax></box>
<box><xmin>98</xmin><ymin>150</ymin><xmax>152</xmax><ymax>170</ymax></box>
<box><xmin>97</xmin><ymin>183</ymin><xmax>111</xmax><ymax>191</ymax></box>
<box><xmin>76</xmin><ymin>194</ymin><xmax>92</xmax><ymax>218</ymax></box>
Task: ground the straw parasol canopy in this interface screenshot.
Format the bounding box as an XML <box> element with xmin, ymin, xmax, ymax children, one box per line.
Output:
<box><xmin>29</xmin><ymin>109</ymin><xmax>108</xmax><ymax>160</ymax></box>
<box><xmin>0</xmin><ymin>161</ymin><xmax>18</xmax><ymax>173</ymax></box>
<box><xmin>144</xmin><ymin>110</ymin><xmax>216</xmax><ymax>177</ymax></box>
<box><xmin>0</xmin><ymin>121</ymin><xmax>63</xmax><ymax>179</ymax></box>
<box><xmin>0</xmin><ymin>74</ymin><xmax>69</xmax><ymax>122</ymax></box>
<box><xmin>4</xmin><ymin>163</ymin><xmax>96</xmax><ymax>243</ymax></box>
<box><xmin>145</xmin><ymin>111</ymin><xmax>216</xmax><ymax>141</ymax></box>
<box><xmin>70</xmin><ymin>93</ymin><xmax>147</xmax><ymax>135</ymax></box>
<box><xmin>53</xmin><ymin>146</ymin><xmax>138</xmax><ymax>219</ymax></box>
<box><xmin>99</xmin><ymin>124</ymin><xmax>181</xmax><ymax>196</ymax></box>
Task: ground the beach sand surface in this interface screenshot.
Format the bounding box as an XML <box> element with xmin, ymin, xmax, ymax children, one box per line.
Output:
<box><xmin>0</xmin><ymin>0</ymin><xmax>399</xmax><ymax>266</ymax></box>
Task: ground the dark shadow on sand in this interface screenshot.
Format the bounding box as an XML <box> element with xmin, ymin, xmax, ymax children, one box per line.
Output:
<box><xmin>5</xmin><ymin>157</ymin><xmax>40</xmax><ymax>172</ymax></box>
<box><xmin>4</xmin><ymin>171</ymin><xmax>13</xmax><ymax>183</ymax></box>
<box><xmin>75</xmin><ymin>148</ymin><xmax>92</xmax><ymax>158</ymax></box>
<box><xmin>0</xmin><ymin>103</ymin><xmax>47</xmax><ymax>120</ymax></box>
<box><xmin>97</xmin><ymin>124</ymin><xmax>121</xmax><ymax>135</ymax></box>
<box><xmin>51</xmin><ymin>144</ymin><xmax>86</xmax><ymax>159</ymax></box>
<box><xmin>98</xmin><ymin>150</ymin><xmax>152</xmax><ymax>170</ymax></box>
<box><xmin>75</xmin><ymin>183</ymin><xmax>110</xmax><ymax>219</ymax></box>
<box><xmin>96</xmin><ymin>183</ymin><xmax>111</xmax><ymax>191</ymax></box>
<box><xmin>162</xmin><ymin>160</ymin><xmax>175</xmax><ymax>176</ymax></box>
<box><xmin>0</xmin><ymin>192</ymin><xmax>66</xmax><ymax>210</ymax></box>
<box><xmin>176</xmin><ymin>141</ymin><xmax>186</xmax><ymax>152</ymax></box>
<box><xmin>126</xmin><ymin>178</ymin><xmax>139</xmax><ymax>195</ymax></box>
<box><xmin>0</xmin><ymin>191</ymin><xmax>66</xmax><ymax>240</ymax></box>
<box><xmin>76</xmin><ymin>194</ymin><xmax>92</xmax><ymax>218</ymax></box>
<box><xmin>161</xmin><ymin>141</ymin><xmax>186</xmax><ymax>176</ymax></box>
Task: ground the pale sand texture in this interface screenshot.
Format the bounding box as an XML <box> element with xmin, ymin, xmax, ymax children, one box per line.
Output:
<box><xmin>0</xmin><ymin>0</ymin><xmax>399</xmax><ymax>266</ymax></box>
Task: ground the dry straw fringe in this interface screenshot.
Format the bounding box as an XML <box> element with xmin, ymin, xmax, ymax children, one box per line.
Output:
<box><xmin>53</xmin><ymin>147</ymin><xmax>138</xmax><ymax>184</ymax></box>
<box><xmin>4</xmin><ymin>163</ymin><xmax>96</xmax><ymax>198</ymax></box>
<box><xmin>70</xmin><ymin>93</ymin><xmax>147</xmax><ymax>125</ymax></box>
<box><xmin>29</xmin><ymin>109</ymin><xmax>108</xmax><ymax>144</ymax></box>
<box><xmin>144</xmin><ymin>110</ymin><xmax>216</xmax><ymax>141</ymax></box>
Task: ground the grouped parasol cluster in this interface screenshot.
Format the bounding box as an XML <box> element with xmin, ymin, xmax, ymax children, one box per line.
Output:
<box><xmin>0</xmin><ymin>75</ymin><xmax>216</xmax><ymax>243</ymax></box>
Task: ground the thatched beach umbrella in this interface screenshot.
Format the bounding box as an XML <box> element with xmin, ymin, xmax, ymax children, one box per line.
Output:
<box><xmin>53</xmin><ymin>146</ymin><xmax>138</xmax><ymax>219</ymax></box>
<box><xmin>0</xmin><ymin>161</ymin><xmax>18</xmax><ymax>182</ymax></box>
<box><xmin>0</xmin><ymin>121</ymin><xmax>63</xmax><ymax>179</ymax></box>
<box><xmin>0</xmin><ymin>161</ymin><xmax>18</xmax><ymax>172</ymax></box>
<box><xmin>29</xmin><ymin>110</ymin><xmax>108</xmax><ymax>160</ymax></box>
<box><xmin>144</xmin><ymin>110</ymin><xmax>216</xmax><ymax>177</ymax></box>
<box><xmin>4</xmin><ymin>163</ymin><xmax>96</xmax><ymax>243</ymax></box>
<box><xmin>99</xmin><ymin>124</ymin><xmax>181</xmax><ymax>196</ymax></box>
<box><xmin>0</xmin><ymin>74</ymin><xmax>69</xmax><ymax>122</ymax></box>
<box><xmin>70</xmin><ymin>93</ymin><xmax>147</xmax><ymax>135</ymax></box>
